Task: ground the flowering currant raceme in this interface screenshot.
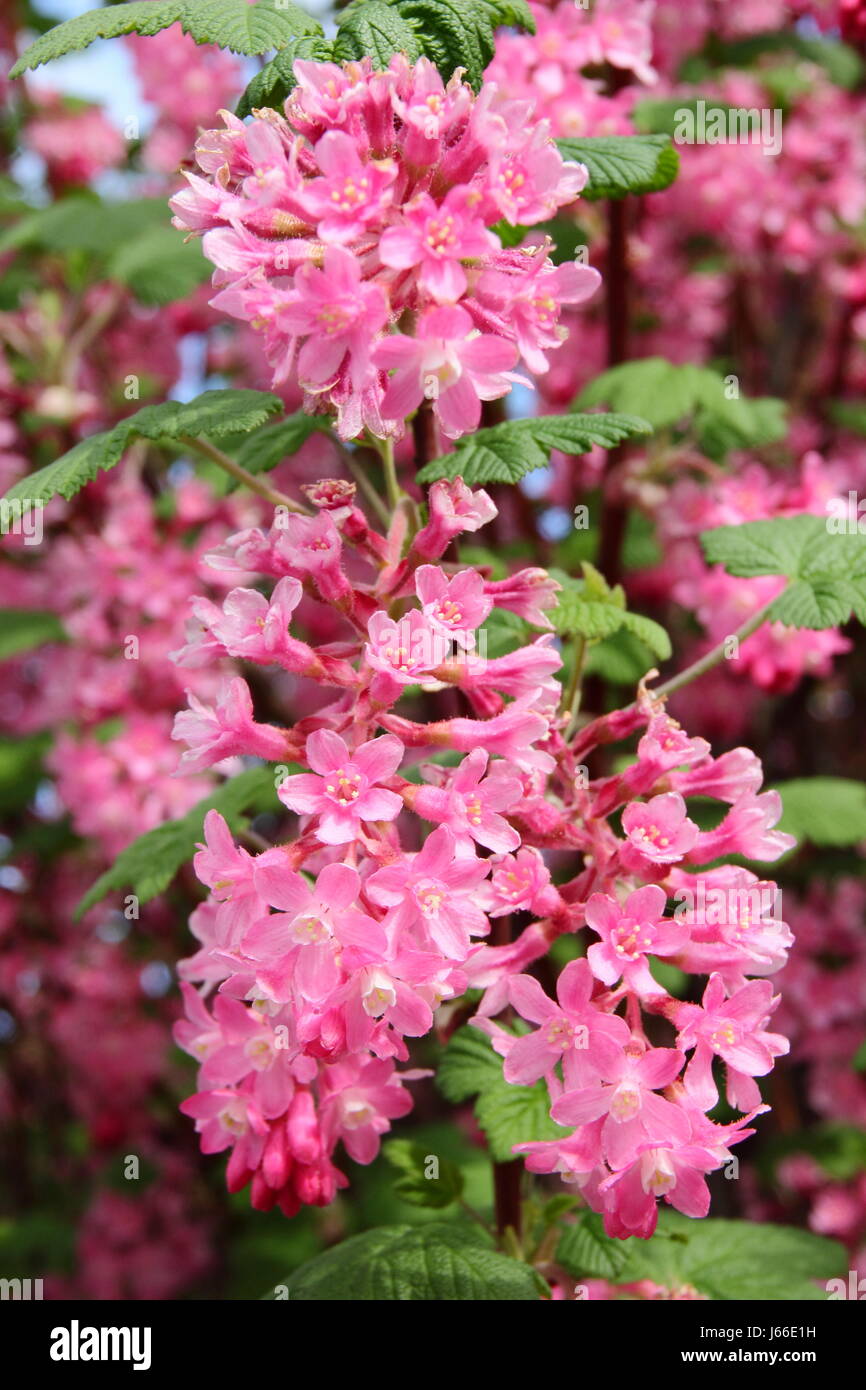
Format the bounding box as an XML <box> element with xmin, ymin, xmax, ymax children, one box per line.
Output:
<box><xmin>170</xmin><ymin>55</ymin><xmax>600</xmax><ymax>441</ymax></box>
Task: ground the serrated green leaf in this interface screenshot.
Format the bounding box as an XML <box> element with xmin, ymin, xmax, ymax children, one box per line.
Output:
<box><xmin>557</xmin><ymin>1212</ymin><xmax>631</xmax><ymax>1281</ymax></box>
<box><xmin>383</xmin><ymin>1140</ymin><xmax>464</xmax><ymax>1209</ymax></box>
<box><xmin>614</xmin><ymin>1210</ymin><xmax>845</xmax><ymax>1300</ymax></box>
<box><xmin>548</xmin><ymin>572</ymin><xmax>671</xmax><ymax>660</ymax></box>
<box><xmin>277</xmin><ymin>1221</ymin><xmax>544</xmax><ymax>1300</ymax></box>
<box><xmin>3</xmin><ymin>389</ymin><xmax>283</xmax><ymax>505</ymax></box>
<box><xmin>235</xmin><ymin>413</ymin><xmax>333</xmax><ymax>476</ymax></box>
<box><xmin>700</xmin><ymin>514</ymin><xmax>866</xmax><ymax>630</ymax></box>
<box><xmin>235</xmin><ymin>38</ymin><xmax>334</xmax><ymax>118</ymax></box>
<box><xmin>556</xmin><ymin>134</ymin><xmax>679</xmax><ymax>200</ymax></box>
<box><xmin>389</xmin><ymin>0</ymin><xmax>489</xmax><ymax>89</ymax></box>
<box><xmin>334</xmin><ymin>2</ymin><xmax>421</xmax><ymax>66</ymax></box>
<box><xmin>774</xmin><ymin>777</ymin><xmax>866</xmax><ymax>848</ymax></box>
<box><xmin>416</xmin><ymin>412</ymin><xmax>650</xmax><ymax>486</ymax></box>
<box><xmin>10</xmin><ymin>0</ymin><xmax>322</xmax><ymax>76</ymax></box>
<box><xmin>0</xmin><ymin>609</ymin><xmax>66</xmax><ymax>660</ymax></box>
<box><xmin>75</xmin><ymin>764</ymin><xmax>280</xmax><ymax>918</ymax></box>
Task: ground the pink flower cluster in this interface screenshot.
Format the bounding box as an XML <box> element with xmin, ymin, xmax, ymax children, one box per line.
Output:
<box><xmin>170</xmin><ymin>54</ymin><xmax>600</xmax><ymax>440</ymax></box>
<box><xmin>172</xmin><ymin>472</ymin><xmax>795</xmax><ymax>1235</ymax></box>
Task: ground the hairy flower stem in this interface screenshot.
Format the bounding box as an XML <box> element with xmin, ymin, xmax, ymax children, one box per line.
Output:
<box><xmin>380</xmin><ymin>436</ymin><xmax>401</xmax><ymax>512</ymax></box>
<box><xmin>178</xmin><ymin>434</ymin><xmax>309</xmax><ymax>514</ymax></box>
<box><xmin>647</xmin><ymin>596</ymin><xmax>780</xmax><ymax>704</ymax></box>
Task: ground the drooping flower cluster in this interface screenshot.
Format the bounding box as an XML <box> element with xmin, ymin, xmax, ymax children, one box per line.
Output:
<box><xmin>172</xmin><ymin>472</ymin><xmax>796</xmax><ymax>1235</ymax></box>
<box><xmin>170</xmin><ymin>55</ymin><xmax>600</xmax><ymax>440</ymax></box>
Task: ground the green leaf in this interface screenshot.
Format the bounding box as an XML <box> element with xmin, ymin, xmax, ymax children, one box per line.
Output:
<box><xmin>385</xmin><ymin>0</ymin><xmax>492</xmax><ymax>90</ymax></box>
<box><xmin>278</xmin><ymin>1221</ymin><xmax>544</xmax><ymax>1300</ymax></box>
<box><xmin>557</xmin><ymin>1212</ymin><xmax>631</xmax><ymax>1282</ymax></box>
<box><xmin>235</xmin><ymin>413</ymin><xmax>332</xmax><ymax>476</ymax></box>
<box><xmin>10</xmin><ymin>0</ymin><xmax>323</xmax><ymax>76</ymax></box>
<box><xmin>700</xmin><ymin>514</ymin><xmax>866</xmax><ymax>630</ymax></box>
<box><xmin>584</xmin><ymin>628</ymin><xmax>659</xmax><ymax>685</ymax></box>
<box><xmin>765</xmin><ymin>1124</ymin><xmax>866</xmax><ymax>1182</ymax></box>
<box><xmin>436</xmin><ymin>1026</ymin><xmax>564</xmax><ymax>1161</ymax></box>
<box><xmin>548</xmin><ymin>566</ymin><xmax>671</xmax><ymax>660</ymax></box>
<box><xmin>235</xmin><ymin>38</ymin><xmax>335</xmax><ymax>119</ymax></box>
<box><xmin>575</xmin><ymin>357</ymin><xmax>787</xmax><ymax>451</ymax></box>
<box><xmin>416</xmin><ymin>412</ymin><xmax>650</xmax><ymax>486</ymax></box>
<box><xmin>383</xmin><ymin>1140</ymin><xmax>464</xmax><ymax>1209</ymax></box>
<box><xmin>556</xmin><ymin>134</ymin><xmax>679</xmax><ymax>200</ymax></box>
<box><xmin>0</xmin><ymin>609</ymin><xmax>66</xmax><ymax>660</ymax></box>
<box><xmin>75</xmin><ymin>764</ymin><xmax>280</xmax><ymax>918</ymax></box>
<box><xmin>614</xmin><ymin>1210</ymin><xmax>846</xmax><ymax>1301</ymax></box>
<box><xmin>774</xmin><ymin>777</ymin><xmax>866</xmax><ymax>848</ymax></box>
<box><xmin>334</xmin><ymin>2</ymin><xmax>421</xmax><ymax>66</ymax></box>
<box><xmin>106</xmin><ymin>226</ymin><xmax>210</xmax><ymax>306</ymax></box>
<box><xmin>632</xmin><ymin>95</ymin><xmax>736</xmax><ymax>137</ymax></box>
<box><xmin>0</xmin><ymin>733</ymin><xmax>52</xmax><ymax>813</ymax></box>
<box><xmin>830</xmin><ymin>400</ymin><xmax>866</xmax><ymax>436</ymax></box>
<box><xmin>3</xmin><ymin>389</ymin><xmax>283</xmax><ymax>505</ymax></box>
<box><xmin>0</xmin><ymin>196</ymin><xmax>172</xmax><ymax>257</ymax></box>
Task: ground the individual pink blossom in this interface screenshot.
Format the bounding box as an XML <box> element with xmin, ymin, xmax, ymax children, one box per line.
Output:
<box><xmin>364</xmin><ymin>609</ymin><xmax>450</xmax><ymax>688</ymax></box>
<box><xmin>411</xmin><ymin>478</ymin><xmax>498</xmax><ymax>559</ymax></box>
<box><xmin>280</xmin><ymin>245</ymin><xmax>390</xmax><ymax>395</ymax></box>
<box><xmin>502</xmin><ymin>958</ymin><xmax>631</xmax><ymax>1088</ymax></box>
<box><xmin>621</xmin><ymin>792</ymin><xmax>699</xmax><ymax>864</ymax></box>
<box><xmin>297</xmin><ymin>130</ymin><xmax>397</xmax><ymax>242</ymax></box>
<box><xmin>366</xmin><ymin>825</ymin><xmax>490</xmax><ymax>958</ymax></box>
<box><xmin>278</xmin><ymin>730</ymin><xmax>403</xmax><ymax>844</ymax></box>
<box><xmin>415</xmin><ymin>565</ymin><xmax>493</xmax><ymax>648</ymax></box>
<box><xmin>172</xmin><ymin>677</ymin><xmax>289</xmax><ymax>772</ymax></box>
<box><xmin>585</xmin><ymin>884</ymin><xmax>689</xmax><ymax>996</ymax></box>
<box><xmin>551</xmin><ymin>1046</ymin><xmax>689</xmax><ymax>1171</ymax></box>
<box><xmin>411</xmin><ymin>748</ymin><xmax>523</xmax><ymax>854</ymax></box>
<box><xmin>674</xmin><ymin>974</ymin><xmax>790</xmax><ymax>1112</ymax></box>
<box><xmin>379</xmin><ymin>186</ymin><xmax>497</xmax><ymax>301</ymax></box>
<box><xmin>374</xmin><ymin>304</ymin><xmax>522</xmax><ymax>438</ymax></box>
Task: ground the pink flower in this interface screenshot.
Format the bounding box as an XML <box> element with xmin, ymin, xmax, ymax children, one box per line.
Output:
<box><xmin>208</xmin><ymin>578</ymin><xmax>313</xmax><ymax>670</ymax></box>
<box><xmin>675</xmin><ymin>974</ymin><xmax>789</xmax><ymax>1112</ymax></box>
<box><xmin>480</xmin><ymin>847</ymin><xmax>558</xmax><ymax>917</ymax></box>
<box><xmin>585</xmin><ymin>884</ymin><xmax>689</xmax><ymax>997</ymax></box>
<box><xmin>478</xmin><ymin>254</ymin><xmax>601</xmax><ymax>372</ymax></box>
<box><xmin>413</xmin><ymin>748</ymin><xmax>523</xmax><ymax>854</ymax></box>
<box><xmin>172</xmin><ymin>677</ymin><xmax>288</xmax><ymax>772</ymax></box>
<box><xmin>366</xmin><ymin>825</ymin><xmax>490</xmax><ymax>958</ymax></box>
<box><xmin>412</xmin><ymin>478</ymin><xmax>498</xmax><ymax>559</ymax></box>
<box><xmin>503</xmin><ymin>958</ymin><xmax>631</xmax><ymax>1088</ymax></box>
<box><xmin>278</xmin><ymin>730</ymin><xmax>403</xmax><ymax>844</ymax></box>
<box><xmin>364</xmin><ymin>609</ymin><xmax>449</xmax><ymax>687</ymax></box>
<box><xmin>243</xmin><ymin>859</ymin><xmax>383</xmax><ymax>1005</ymax></box>
<box><xmin>693</xmin><ymin>791</ymin><xmax>797</xmax><ymax>863</ymax></box>
<box><xmin>281</xmin><ymin>245</ymin><xmax>389</xmax><ymax>394</ymax></box>
<box><xmin>486</xmin><ymin>124</ymin><xmax>588</xmax><ymax>224</ymax></box>
<box><xmin>621</xmin><ymin>792</ymin><xmax>700</xmax><ymax>864</ymax></box>
<box><xmin>374</xmin><ymin>305</ymin><xmax>520</xmax><ymax>439</ymax></box>
<box><xmin>551</xmin><ymin>1046</ymin><xmax>689</xmax><ymax>1172</ymax></box>
<box><xmin>415</xmin><ymin>565</ymin><xmax>493</xmax><ymax>649</ymax></box>
<box><xmin>483</xmin><ymin>568</ymin><xmax>561</xmax><ymax>629</ymax></box>
<box><xmin>297</xmin><ymin>130</ymin><xmax>397</xmax><ymax>242</ymax></box>
<box><xmin>379</xmin><ymin>186</ymin><xmax>496</xmax><ymax>301</ymax></box>
<box><xmin>319</xmin><ymin>1057</ymin><xmax>418</xmax><ymax>1164</ymax></box>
